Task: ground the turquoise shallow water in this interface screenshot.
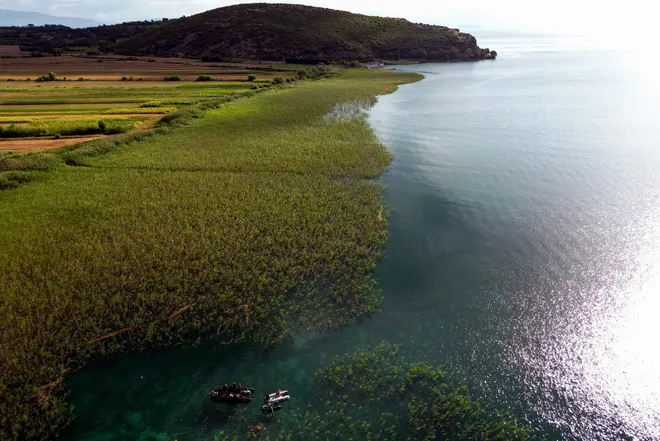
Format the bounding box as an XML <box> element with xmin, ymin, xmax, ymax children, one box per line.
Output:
<box><xmin>64</xmin><ymin>36</ymin><xmax>660</xmax><ymax>441</ymax></box>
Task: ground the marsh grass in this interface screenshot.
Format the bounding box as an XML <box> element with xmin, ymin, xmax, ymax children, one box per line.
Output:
<box><xmin>0</xmin><ymin>69</ymin><xmax>423</xmax><ymax>440</ymax></box>
<box><xmin>324</xmin><ymin>98</ymin><xmax>376</xmax><ymax>123</ymax></box>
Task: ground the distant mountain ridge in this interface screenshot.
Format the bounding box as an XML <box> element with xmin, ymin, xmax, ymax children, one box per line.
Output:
<box><xmin>116</xmin><ymin>3</ymin><xmax>496</xmax><ymax>62</ymax></box>
<box><xmin>0</xmin><ymin>9</ymin><xmax>101</xmax><ymax>28</ymax></box>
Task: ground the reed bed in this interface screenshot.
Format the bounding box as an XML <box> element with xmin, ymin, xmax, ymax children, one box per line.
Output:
<box><xmin>0</xmin><ymin>69</ymin><xmax>422</xmax><ymax>440</ymax></box>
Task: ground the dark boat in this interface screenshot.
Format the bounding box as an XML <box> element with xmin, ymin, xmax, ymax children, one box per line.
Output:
<box><xmin>208</xmin><ymin>385</ymin><xmax>254</xmax><ymax>404</ymax></box>
<box><xmin>261</xmin><ymin>403</ymin><xmax>283</xmax><ymax>414</ymax></box>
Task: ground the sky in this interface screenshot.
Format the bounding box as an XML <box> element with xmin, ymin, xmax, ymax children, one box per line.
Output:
<box><xmin>2</xmin><ymin>0</ymin><xmax>658</xmax><ymax>40</ymax></box>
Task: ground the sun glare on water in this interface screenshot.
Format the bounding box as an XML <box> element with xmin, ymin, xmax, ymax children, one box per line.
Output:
<box><xmin>586</xmin><ymin>274</ymin><xmax>660</xmax><ymax>438</ymax></box>
<box><xmin>552</xmin><ymin>216</ymin><xmax>660</xmax><ymax>439</ymax></box>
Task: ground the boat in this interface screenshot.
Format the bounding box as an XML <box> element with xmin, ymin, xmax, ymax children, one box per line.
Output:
<box><xmin>261</xmin><ymin>402</ymin><xmax>283</xmax><ymax>414</ymax></box>
<box><xmin>208</xmin><ymin>385</ymin><xmax>254</xmax><ymax>404</ymax></box>
<box><xmin>263</xmin><ymin>389</ymin><xmax>290</xmax><ymax>405</ymax></box>
<box><xmin>267</xmin><ymin>394</ymin><xmax>290</xmax><ymax>405</ymax></box>
<box><xmin>264</xmin><ymin>389</ymin><xmax>288</xmax><ymax>401</ymax></box>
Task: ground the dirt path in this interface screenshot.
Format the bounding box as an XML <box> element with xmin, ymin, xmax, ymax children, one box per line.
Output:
<box><xmin>0</xmin><ymin>136</ymin><xmax>103</xmax><ymax>153</ymax></box>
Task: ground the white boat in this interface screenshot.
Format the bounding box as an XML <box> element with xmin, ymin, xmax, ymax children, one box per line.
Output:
<box><xmin>264</xmin><ymin>389</ymin><xmax>290</xmax><ymax>405</ymax></box>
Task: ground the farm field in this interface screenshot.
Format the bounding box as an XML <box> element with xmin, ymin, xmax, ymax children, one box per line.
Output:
<box><xmin>0</xmin><ymin>68</ymin><xmax>423</xmax><ymax>440</ymax></box>
<box><xmin>0</xmin><ymin>55</ymin><xmax>297</xmax><ymax>153</ymax></box>
<box><xmin>0</xmin><ymin>53</ymin><xmax>299</xmax><ymax>81</ymax></box>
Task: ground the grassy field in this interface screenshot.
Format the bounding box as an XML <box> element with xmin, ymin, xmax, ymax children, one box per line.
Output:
<box><xmin>0</xmin><ymin>69</ymin><xmax>422</xmax><ymax>440</ymax></box>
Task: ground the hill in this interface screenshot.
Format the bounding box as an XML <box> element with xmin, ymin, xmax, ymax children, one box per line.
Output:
<box><xmin>116</xmin><ymin>3</ymin><xmax>496</xmax><ymax>62</ymax></box>
<box><xmin>0</xmin><ymin>9</ymin><xmax>100</xmax><ymax>28</ymax></box>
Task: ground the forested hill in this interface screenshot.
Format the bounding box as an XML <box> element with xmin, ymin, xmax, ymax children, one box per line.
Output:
<box><xmin>0</xmin><ymin>21</ymin><xmax>161</xmax><ymax>55</ymax></box>
<box><xmin>116</xmin><ymin>3</ymin><xmax>496</xmax><ymax>62</ymax></box>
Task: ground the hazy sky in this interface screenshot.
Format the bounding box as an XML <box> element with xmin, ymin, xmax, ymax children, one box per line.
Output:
<box><xmin>3</xmin><ymin>0</ymin><xmax>658</xmax><ymax>38</ymax></box>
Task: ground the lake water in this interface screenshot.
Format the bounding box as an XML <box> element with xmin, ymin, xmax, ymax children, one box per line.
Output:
<box><xmin>63</xmin><ymin>36</ymin><xmax>660</xmax><ymax>441</ymax></box>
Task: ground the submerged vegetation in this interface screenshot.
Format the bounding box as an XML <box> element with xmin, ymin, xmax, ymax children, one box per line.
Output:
<box><xmin>0</xmin><ymin>69</ymin><xmax>422</xmax><ymax>440</ymax></box>
<box><xmin>303</xmin><ymin>344</ymin><xmax>532</xmax><ymax>440</ymax></box>
<box><xmin>214</xmin><ymin>344</ymin><xmax>533</xmax><ymax>441</ymax></box>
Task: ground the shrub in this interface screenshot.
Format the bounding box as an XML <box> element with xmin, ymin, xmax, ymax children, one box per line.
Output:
<box><xmin>98</xmin><ymin>121</ymin><xmax>107</xmax><ymax>132</ymax></box>
<box><xmin>163</xmin><ymin>75</ymin><xmax>182</xmax><ymax>81</ymax></box>
<box><xmin>35</xmin><ymin>72</ymin><xmax>57</xmax><ymax>82</ymax></box>
<box><xmin>297</xmin><ymin>69</ymin><xmax>307</xmax><ymax>79</ymax></box>
<box><xmin>77</xmin><ymin>77</ymin><xmax>85</xmax><ymax>81</ymax></box>
<box><xmin>121</xmin><ymin>76</ymin><xmax>128</xmax><ymax>81</ymax></box>
<box><xmin>140</xmin><ymin>101</ymin><xmax>163</xmax><ymax>108</ymax></box>
<box><xmin>195</xmin><ymin>75</ymin><xmax>213</xmax><ymax>81</ymax></box>
<box><xmin>272</xmin><ymin>76</ymin><xmax>285</xmax><ymax>85</ymax></box>
<box><xmin>0</xmin><ymin>171</ymin><xmax>35</xmax><ymax>190</ymax></box>
<box><xmin>247</xmin><ymin>74</ymin><xmax>257</xmax><ymax>82</ymax></box>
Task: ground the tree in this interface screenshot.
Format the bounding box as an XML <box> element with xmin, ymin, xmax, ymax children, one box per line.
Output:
<box><xmin>247</xmin><ymin>74</ymin><xmax>257</xmax><ymax>82</ymax></box>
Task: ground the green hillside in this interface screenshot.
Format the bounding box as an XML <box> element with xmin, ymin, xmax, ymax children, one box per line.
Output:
<box><xmin>117</xmin><ymin>3</ymin><xmax>496</xmax><ymax>62</ymax></box>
